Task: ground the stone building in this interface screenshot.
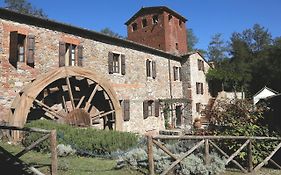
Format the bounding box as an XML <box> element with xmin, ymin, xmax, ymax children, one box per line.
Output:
<box><xmin>0</xmin><ymin>6</ymin><xmax>212</xmax><ymax>134</ymax></box>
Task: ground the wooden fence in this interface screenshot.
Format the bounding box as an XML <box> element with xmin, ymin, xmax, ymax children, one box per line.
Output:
<box><xmin>0</xmin><ymin>125</ymin><xmax>57</xmax><ymax>175</ymax></box>
<box><xmin>147</xmin><ymin>135</ymin><xmax>281</xmax><ymax>175</ymax></box>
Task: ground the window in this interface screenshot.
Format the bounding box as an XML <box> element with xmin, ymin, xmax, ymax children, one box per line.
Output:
<box><xmin>146</xmin><ymin>59</ymin><xmax>156</xmax><ymax>79</ymax></box>
<box><xmin>132</xmin><ymin>23</ymin><xmax>138</xmax><ymax>31</ymax></box>
<box><xmin>179</xmin><ymin>20</ymin><xmax>183</xmax><ymax>28</ymax></box>
<box><xmin>152</xmin><ymin>15</ymin><xmax>159</xmax><ymax>24</ymax></box>
<box><xmin>108</xmin><ymin>52</ymin><xmax>125</xmax><ymax>75</ymax></box>
<box><xmin>120</xmin><ymin>100</ymin><xmax>130</xmax><ymax>121</ymax></box>
<box><xmin>176</xmin><ymin>43</ymin><xmax>179</xmax><ymax>50</ymax></box>
<box><xmin>142</xmin><ymin>18</ymin><xmax>147</xmax><ymax>28</ymax></box>
<box><xmin>168</xmin><ymin>14</ymin><xmax>173</xmax><ymax>21</ymax></box>
<box><xmin>198</xmin><ymin>59</ymin><xmax>204</xmax><ymax>71</ymax></box>
<box><xmin>196</xmin><ymin>103</ymin><xmax>201</xmax><ymax>113</ymax></box>
<box><xmin>59</xmin><ymin>42</ymin><xmax>83</xmax><ymax>67</ymax></box>
<box><xmin>173</xmin><ymin>66</ymin><xmax>182</xmax><ymax>81</ymax></box>
<box><xmin>196</xmin><ymin>82</ymin><xmax>204</xmax><ymax>94</ymax></box>
<box><xmin>143</xmin><ymin>100</ymin><xmax>160</xmax><ymax>119</ymax></box>
<box><xmin>9</xmin><ymin>31</ymin><xmax>35</xmax><ymax>68</ymax></box>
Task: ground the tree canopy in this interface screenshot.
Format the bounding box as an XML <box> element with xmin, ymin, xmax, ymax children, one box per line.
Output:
<box><xmin>206</xmin><ymin>24</ymin><xmax>280</xmax><ymax>96</ymax></box>
<box><xmin>4</xmin><ymin>0</ymin><xmax>47</xmax><ymax>18</ymax></box>
<box><xmin>100</xmin><ymin>28</ymin><xmax>125</xmax><ymax>39</ymax></box>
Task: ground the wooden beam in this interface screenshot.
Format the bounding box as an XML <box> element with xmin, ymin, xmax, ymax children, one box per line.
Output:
<box><xmin>269</xmin><ymin>159</ymin><xmax>281</xmax><ymax>169</ymax></box>
<box><xmin>226</xmin><ymin>139</ymin><xmax>250</xmax><ymax>164</ymax></box>
<box><xmin>34</xmin><ymin>99</ymin><xmax>65</xmax><ymax>118</ymax></box>
<box><xmin>204</xmin><ymin>139</ymin><xmax>210</xmax><ymax>166</ymax></box>
<box><xmin>66</xmin><ymin>76</ymin><xmax>75</xmax><ymax>110</ymax></box>
<box><xmin>62</xmin><ymin>95</ymin><xmax>68</xmax><ymax>113</ymax></box>
<box><xmin>15</xmin><ymin>133</ymin><xmax>50</xmax><ymax>158</ymax></box>
<box><xmin>247</xmin><ymin>140</ymin><xmax>253</xmax><ymax>172</ymax></box>
<box><xmin>161</xmin><ymin>140</ymin><xmax>204</xmax><ymax>175</ymax></box>
<box><xmin>91</xmin><ymin>110</ymin><xmax>115</xmax><ymax>121</ymax></box>
<box><xmin>50</xmin><ymin>130</ymin><xmax>57</xmax><ymax>175</ymax></box>
<box><xmin>84</xmin><ymin>84</ymin><xmax>99</xmax><ymax>112</ymax></box>
<box><xmin>153</xmin><ymin>135</ymin><xmax>281</xmax><ymax>141</ymax></box>
<box><xmin>254</xmin><ymin>142</ymin><xmax>281</xmax><ymax>171</ymax></box>
<box><xmin>76</xmin><ymin>96</ymin><xmax>85</xmax><ymax>109</ymax></box>
<box><xmin>152</xmin><ymin>139</ymin><xmax>177</xmax><ymax>160</ymax></box>
<box><xmin>209</xmin><ymin>140</ymin><xmax>247</xmax><ymax>173</ymax></box>
<box><xmin>147</xmin><ymin>135</ymin><xmax>154</xmax><ymax>175</ymax></box>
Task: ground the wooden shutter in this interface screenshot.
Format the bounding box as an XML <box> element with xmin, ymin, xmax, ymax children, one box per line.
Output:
<box><xmin>152</xmin><ymin>61</ymin><xmax>156</xmax><ymax>79</ymax></box>
<box><xmin>26</xmin><ymin>35</ymin><xmax>35</xmax><ymax>67</ymax></box>
<box><xmin>202</xmin><ymin>61</ymin><xmax>205</xmax><ymax>72</ymax></box>
<box><xmin>77</xmin><ymin>45</ymin><xmax>83</xmax><ymax>67</ymax></box>
<box><xmin>198</xmin><ymin>60</ymin><xmax>201</xmax><ymax>70</ymax></box>
<box><xmin>59</xmin><ymin>41</ymin><xmax>66</xmax><ymax>67</ymax></box>
<box><xmin>108</xmin><ymin>52</ymin><xmax>113</xmax><ymax>74</ymax></box>
<box><xmin>146</xmin><ymin>59</ymin><xmax>150</xmax><ymax>77</ymax></box>
<box><xmin>196</xmin><ymin>83</ymin><xmax>199</xmax><ymax>94</ymax></box>
<box><xmin>154</xmin><ymin>100</ymin><xmax>160</xmax><ymax>117</ymax></box>
<box><xmin>9</xmin><ymin>31</ymin><xmax>18</xmax><ymax>68</ymax></box>
<box><xmin>143</xmin><ymin>100</ymin><xmax>148</xmax><ymax>119</ymax></box>
<box><xmin>179</xmin><ymin>67</ymin><xmax>182</xmax><ymax>81</ymax></box>
<box><xmin>123</xmin><ymin>100</ymin><xmax>130</xmax><ymax>121</ymax></box>
<box><xmin>201</xmin><ymin>83</ymin><xmax>204</xmax><ymax>94</ymax></box>
<box><xmin>68</xmin><ymin>44</ymin><xmax>73</xmax><ymax>66</ymax></box>
<box><xmin>173</xmin><ymin>66</ymin><xmax>177</xmax><ymax>81</ymax></box>
<box><xmin>121</xmin><ymin>54</ymin><xmax>126</xmax><ymax>75</ymax></box>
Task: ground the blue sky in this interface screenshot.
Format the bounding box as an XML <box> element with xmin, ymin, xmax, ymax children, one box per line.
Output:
<box><xmin>1</xmin><ymin>0</ymin><xmax>281</xmax><ymax>51</ymax></box>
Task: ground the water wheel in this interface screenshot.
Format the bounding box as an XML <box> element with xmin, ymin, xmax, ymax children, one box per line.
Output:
<box><xmin>9</xmin><ymin>67</ymin><xmax>123</xmax><ymax>130</ymax></box>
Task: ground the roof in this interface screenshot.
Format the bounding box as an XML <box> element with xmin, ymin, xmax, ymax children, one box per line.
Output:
<box><xmin>125</xmin><ymin>6</ymin><xmax>187</xmax><ymax>25</ymax></box>
<box><xmin>253</xmin><ymin>86</ymin><xmax>279</xmax><ymax>97</ymax></box>
<box><xmin>0</xmin><ymin>8</ymin><xmax>181</xmax><ymax>61</ymax></box>
<box><xmin>182</xmin><ymin>51</ymin><xmax>213</xmax><ymax>68</ymax></box>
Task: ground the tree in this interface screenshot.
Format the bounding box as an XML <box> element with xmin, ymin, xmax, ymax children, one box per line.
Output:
<box><xmin>100</xmin><ymin>28</ymin><xmax>124</xmax><ymax>39</ymax></box>
<box><xmin>207</xmin><ymin>33</ymin><xmax>228</xmax><ymax>65</ymax></box>
<box><xmin>4</xmin><ymin>0</ymin><xmax>47</xmax><ymax>18</ymax></box>
<box><xmin>187</xmin><ymin>28</ymin><xmax>198</xmax><ymax>51</ymax></box>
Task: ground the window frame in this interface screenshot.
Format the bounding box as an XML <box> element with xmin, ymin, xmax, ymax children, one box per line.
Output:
<box><xmin>146</xmin><ymin>59</ymin><xmax>156</xmax><ymax>79</ymax></box>
<box><xmin>196</xmin><ymin>82</ymin><xmax>204</xmax><ymax>95</ymax></box>
<box><xmin>173</xmin><ymin>66</ymin><xmax>182</xmax><ymax>81</ymax></box>
<box><xmin>152</xmin><ymin>15</ymin><xmax>159</xmax><ymax>24</ymax></box>
<box><xmin>132</xmin><ymin>23</ymin><xmax>138</xmax><ymax>31</ymax></box>
<box><xmin>142</xmin><ymin>18</ymin><xmax>148</xmax><ymax>28</ymax></box>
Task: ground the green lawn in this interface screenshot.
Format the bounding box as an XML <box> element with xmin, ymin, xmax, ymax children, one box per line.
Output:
<box><xmin>0</xmin><ymin>140</ymin><xmax>143</xmax><ymax>175</ymax></box>
<box><xmin>1</xmin><ymin>140</ymin><xmax>281</xmax><ymax>175</ymax></box>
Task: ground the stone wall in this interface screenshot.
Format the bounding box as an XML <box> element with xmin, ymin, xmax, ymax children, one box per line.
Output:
<box><xmin>0</xmin><ymin>17</ymin><xmax>185</xmax><ymax>134</ymax></box>
<box><xmin>188</xmin><ymin>52</ymin><xmax>211</xmax><ymax>121</ymax></box>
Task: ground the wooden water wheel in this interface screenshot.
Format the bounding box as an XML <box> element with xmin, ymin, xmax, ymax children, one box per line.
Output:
<box><xmin>9</xmin><ymin>67</ymin><xmax>123</xmax><ymax>130</ymax></box>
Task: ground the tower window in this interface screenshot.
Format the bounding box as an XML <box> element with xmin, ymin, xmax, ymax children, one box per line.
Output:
<box><xmin>152</xmin><ymin>15</ymin><xmax>159</xmax><ymax>24</ymax></box>
<box><xmin>179</xmin><ymin>20</ymin><xmax>183</xmax><ymax>27</ymax></box>
<box><xmin>142</xmin><ymin>18</ymin><xmax>147</xmax><ymax>28</ymax></box>
<box><xmin>132</xmin><ymin>23</ymin><xmax>138</xmax><ymax>31</ymax></box>
<box><xmin>168</xmin><ymin>14</ymin><xmax>173</xmax><ymax>21</ymax></box>
<box><xmin>176</xmin><ymin>43</ymin><xmax>179</xmax><ymax>50</ymax></box>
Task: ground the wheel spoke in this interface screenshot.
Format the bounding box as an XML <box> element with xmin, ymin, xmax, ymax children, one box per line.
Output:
<box><xmin>84</xmin><ymin>84</ymin><xmax>99</xmax><ymax>112</ymax></box>
<box><xmin>76</xmin><ymin>96</ymin><xmax>85</xmax><ymax>109</ymax></box>
<box><xmin>66</xmin><ymin>76</ymin><xmax>75</xmax><ymax>110</ymax></box>
<box><xmin>91</xmin><ymin>110</ymin><xmax>115</xmax><ymax>122</ymax></box>
<box><xmin>62</xmin><ymin>95</ymin><xmax>69</xmax><ymax>113</ymax></box>
<box><xmin>34</xmin><ymin>99</ymin><xmax>65</xmax><ymax>118</ymax></box>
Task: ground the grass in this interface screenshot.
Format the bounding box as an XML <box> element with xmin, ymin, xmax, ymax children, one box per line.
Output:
<box><xmin>0</xmin><ymin>140</ymin><xmax>143</xmax><ymax>175</ymax></box>
<box><xmin>1</xmin><ymin>140</ymin><xmax>281</xmax><ymax>175</ymax></box>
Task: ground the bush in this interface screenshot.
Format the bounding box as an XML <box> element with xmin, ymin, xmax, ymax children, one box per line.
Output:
<box><xmin>117</xmin><ymin>140</ymin><xmax>226</xmax><ymax>175</ymax></box>
<box><xmin>23</xmin><ymin>120</ymin><xmax>139</xmax><ymax>156</ymax></box>
<box><xmin>205</xmin><ymin>99</ymin><xmax>279</xmax><ymax>166</ymax></box>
